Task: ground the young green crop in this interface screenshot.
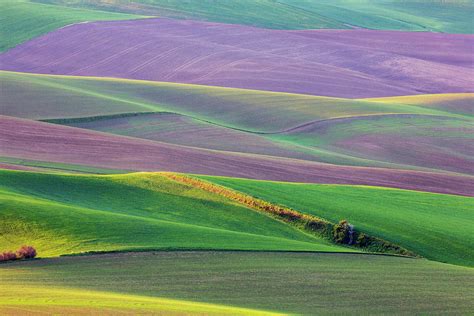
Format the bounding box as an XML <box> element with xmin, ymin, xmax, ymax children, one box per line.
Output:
<box><xmin>1</xmin><ymin>251</ymin><xmax>473</xmax><ymax>314</ymax></box>
<box><xmin>0</xmin><ymin>170</ymin><xmax>345</xmax><ymax>256</ymax></box>
<box><xmin>199</xmin><ymin>175</ymin><xmax>474</xmax><ymax>266</ymax></box>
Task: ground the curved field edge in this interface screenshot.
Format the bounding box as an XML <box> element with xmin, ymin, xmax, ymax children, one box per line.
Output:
<box><xmin>44</xmin><ymin>113</ymin><xmax>472</xmax><ymax>176</ymax></box>
<box><xmin>0</xmin><ymin>0</ymin><xmax>149</xmax><ymax>52</ymax></box>
<box><xmin>1</xmin><ymin>251</ymin><xmax>473</xmax><ymax>315</ymax></box>
<box><xmin>164</xmin><ymin>173</ymin><xmax>416</xmax><ymax>257</ymax></box>
<box><xmin>197</xmin><ymin>175</ymin><xmax>474</xmax><ymax>267</ymax></box>
<box><xmin>3</xmin><ymin>115</ymin><xmax>473</xmax><ymax>196</ymax></box>
<box><xmin>0</xmin><ymin>169</ymin><xmax>349</xmax><ymax>257</ymax></box>
<box><xmin>41</xmin><ymin>111</ymin><xmax>474</xmax><ymax>176</ymax></box>
<box><xmin>2</xmin><ymin>71</ymin><xmax>472</xmax><ymax>176</ymax></box>
<box><xmin>2</xmin><ymin>71</ymin><xmax>469</xmax><ymax>127</ymax></box>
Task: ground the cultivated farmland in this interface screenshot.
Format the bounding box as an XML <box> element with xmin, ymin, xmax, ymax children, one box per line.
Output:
<box><xmin>1</xmin><ymin>19</ymin><xmax>472</xmax><ymax>97</ymax></box>
<box><xmin>0</xmin><ymin>0</ymin><xmax>146</xmax><ymax>52</ymax></box>
<box><xmin>2</xmin><ymin>71</ymin><xmax>473</xmax><ymax>176</ymax></box>
<box><xmin>200</xmin><ymin>175</ymin><xmax>474</xmax><ymax>266</ymax></box>
<box><xmin>2</xmin><ymin>116</ymin><xmax>473</xmax><ymax>196</ymax></box>
<box><xmin>0</xmin><ymin>169</ymin><xmax>346</xmax><ymax>257</ymax></box>
<box><xmin>0</xmin><ymin>1</ymin><xmax>472</xmax><ymax>314</ymax></box>
<box><xmin>1</xmin><ymin>252</ymin><xmax>473</xmax><ymax>314</ymax></box>
<box><xmin>33</xmin><ymin>0</ymin><xmax>474</xmax><ymax>33</ymax></box>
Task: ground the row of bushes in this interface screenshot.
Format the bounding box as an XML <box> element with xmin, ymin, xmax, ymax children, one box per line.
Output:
<box><xmin>165</xmin><ymin>174</ymin><xmax>416</xmax><ymax>257</ymax></box>
<box><xmin>0</xmin><ymin>245</ymin><xmax>37</xmax><ymax>263</ymax></box>
<box><xmin>331</xmin><ymin>220</ymin><xmax>415</xmax><ymax>256</ymax></box>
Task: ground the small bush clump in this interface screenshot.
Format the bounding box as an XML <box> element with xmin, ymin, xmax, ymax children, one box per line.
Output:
<box><xmin>16</xmin><ymin>245</ymin><xmax>37</xmax><ymax>259</ymax></box>
<box><xmin>356</xmin><ymin>233</ymin><xmax>369</xmax><ymax>247</ymax></box>
<box><xmin>0</xmin><ymin>245</ymin><xmax>37</xmax><ymax>263</ymax></box>
<box><xmin>333</xmin><ymin>220</ymin><xmax>354</xmax><ymax>244</ymax></box>
<box><xmin>0</xmin><ymin>251</ymin><xmax>17</xmax><ymax>262</ymax></box>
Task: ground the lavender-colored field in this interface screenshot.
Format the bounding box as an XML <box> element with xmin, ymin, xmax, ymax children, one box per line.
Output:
<box><xmin>61</xmin><ymin>112</ymin><xmax>320</xmax><ymax>162</ymax></box>
<box><xmin>1</xmin><ymin>19</ymin><xmax>473</xmax><ymax>98</ymax></box>
<box><xmin>276</xmin><ymin>114</ymin><xmax>474</xmax><ymax>175</ymax></box>
<box><xmin>1</xmin><ymin>115</ymin><xmax>473</xmax><ymax>196</ymax></box>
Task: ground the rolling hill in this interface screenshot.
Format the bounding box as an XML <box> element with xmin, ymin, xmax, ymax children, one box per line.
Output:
<box><xmin>4</xmin><ymin>71</ymin><xmax>459</xmax><ymax>129</ymax></box>
<box><xmin>0</xmin><ymin>169</ymin><xmax>346</xmax><ymax>257</ymax></box>
<box><xmin>271</xmin><ymin>114</ymin><xmax>474</xmax><ymax>175</ymax></box>
<box><xmin>2</xmin><ymin>115</ymin><xmax>473</xmax><ymax>196</ymax></box>
<box><xmin>199</xmin><ymin>175</ymin><xmax>474</xmax><ymax>266</ymax></box>
<box><xmin>0</xmin><ymin>0</ymin><xmax>146</xmax><ymax>52</ymax></box>
<box><xmin>1</xmin><ymin>252</ymin><xmax>473</xmax><ymax>314</ymax></box>
<box><xmin>1</xmin><ymin>18</ymin><xmax>472</xmax><ymax>98</ymax></box>
<box><xmin>2</xmin><ymin>71</ymin><xmax>473</xmax><ymax>176</ymax></box>
<box><xmin>1</xmin><ymin>1</ymin><xmax>472</xmax><ymax>315</ymax></box>
<box><xmin>32</xmin><ymin>0</ymin><xmax>474</xmax><ymax>33</ymax></box>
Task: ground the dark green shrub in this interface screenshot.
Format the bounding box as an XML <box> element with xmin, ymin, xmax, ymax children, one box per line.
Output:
<box><xmin>356</xmin><ymin>233</ymin><xmax>369</xmax><ymax>247</ymax></box>
<box><xmin>333</xmin><ymin>220</ymin><xmax>354</xmax><ymax>244</ymax></box>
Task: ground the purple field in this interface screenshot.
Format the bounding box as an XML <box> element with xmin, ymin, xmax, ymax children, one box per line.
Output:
<box><xmin>61</xmin><ymin>112</ymin><xmax>321</xmax><ymax>162</ymax></box>
<box><xmin>2</xmin><ymin>115</ymin><xmax>473</xmax><ymax>196</ymax></box>
<box><xmin>1</xmin><ymin>18</ymin><xmax>473</xmax><ymax>98</ymax></box>
<box><xmin>278</xmin><ymin>113</ymin><xmax>474</xmax><ymax>175</ymax></box>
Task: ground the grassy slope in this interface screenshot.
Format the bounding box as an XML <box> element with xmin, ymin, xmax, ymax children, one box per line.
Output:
<box><xmin>33</xmin><ymin>0</ymin><xmax>474</xmax><ymax>33</ymax></box>
<box><xmin>1</xmin><ymin>287</ymin><xmax>273</xmax><ymax>316</ymax></box>
<box><xmin>0</xmin><ymin>170</ymin><xmax>346</xmax><ymax>257</ymax></box>
<box><xmin>3</xmin><ymin>71</ymin><xmax>471</xmax><ymax>174</ymax></box>
<box><xmin>4</xmin><ymin>71</ymin><xmax>454</xmax><ymax>130</ymax></box>
<box><xmin>1</xmin><ymin>252</ymin><xmax>473</xmax><ymax>314</ymax></box>
<box><xmin>0</xmin><ymin>0</ymin><xmax>146</xmax><ymax>52</ymax></box>
<box><xmin>199</xmin><ymin>176</ymin><xmax>474</xmax><ymax>267</ymax></box>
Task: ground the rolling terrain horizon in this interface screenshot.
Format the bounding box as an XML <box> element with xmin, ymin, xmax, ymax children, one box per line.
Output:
<box><xmin>1</xmin><ymin>1</ymin><xmax>473</xmax><ymax>314</ymax></box>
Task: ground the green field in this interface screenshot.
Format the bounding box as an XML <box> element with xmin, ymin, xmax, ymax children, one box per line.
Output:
<box><xmin>0</xmin><ymin>0</ymin><xmax>146</xmax><ymax>52</ymax></box>
<box><xmin>3</xmin><ymin>71</ymin><xmax>471</xmax><ymax>174</ymax></box>
<box><xmin>1</xmin><ymin>252</ymin><xmax>473</xmax><ymax>314</ymax></box>
<box><xmin>368</xmin><ymin>93</ymin><xmax>474</xmax><ymax>117</ymax></box>
<box><xmin>33</xmin><ymin>0</ymin><xmax>474</xmax><ymax>33</ymax></box>
<box><xmin>0</xmin><ymin>169</ymin><xmax>347</xmax><ymax>257</ymax></box>
<box><xmin>199</xmin><ymin>176</ymin><xmax>474</xmax><ymax>267</ymax></box>
<box><xmin>5</xmin><ymin>71</ymin><xmax>456</xmax><ymax>129</ymax></box>
<box><xmin>1</xmin><ymin>285</ymin><xmax>270</xmax><ymax>315</ymax></box>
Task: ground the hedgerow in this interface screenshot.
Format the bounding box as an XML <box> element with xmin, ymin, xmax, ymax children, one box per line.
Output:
<box><xmin>164</xmin><ymin>173</ymin><xmax>417</xmax><ymax>257</ymax></box>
